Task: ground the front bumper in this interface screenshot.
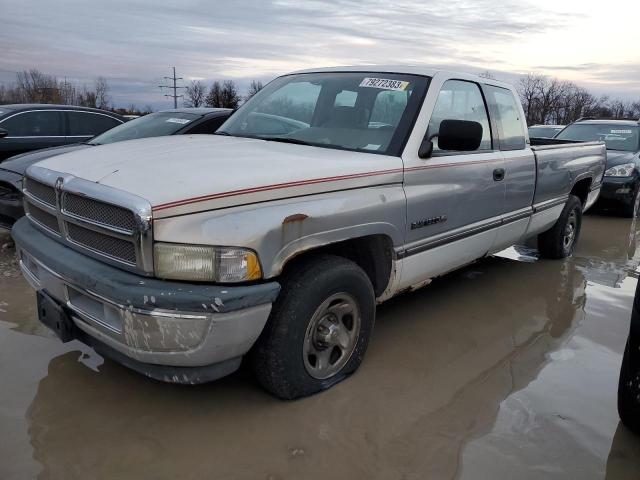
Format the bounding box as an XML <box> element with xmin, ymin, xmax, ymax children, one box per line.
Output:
<box><xmin>12</xmin><ymin>217</ymin><xmax>280</xmax><ymax>383</ymax></box>
<box><xmin>0</xmin><ymin>170</ymin><xmax>24</xmax><ymax>231</ymax></box>
<box><xmin>599</xmin><ymin>176</ymin><xmax>639</xmax><ymax>206</ymax></box>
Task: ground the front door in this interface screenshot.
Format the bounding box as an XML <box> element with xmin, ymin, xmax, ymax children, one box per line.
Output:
<box><xmin>398</xmin><ymin>79</ymin><xmax>506</xmax><ymax>289</ymax></box>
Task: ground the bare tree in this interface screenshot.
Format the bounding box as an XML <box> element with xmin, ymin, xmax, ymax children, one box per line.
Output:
<box><xmin>245</xmin><ymin>80</ymin><xmax>264</xmax><ymax>101</ymax></box>
<box><xmin>77</xmin><ymin>86</ymin><xmax>97</xmax><ymax>108</ymax></box>
<box><xmin>95</xmin><ymin>77</ymin><xmax>110</xmax><ymax>109</ymax></box>
<box><xmin>16</xmin><ymin>69</ymin><xmax>59</xmax><ymax>103</ymax></box>
<box><xmin>184</xmin><ymin>80</ymin><xmax>206</xmax><ymax>107</ymax></box>
<box><xmin>205</xmin><ymin>81</ymin><xmax>223</xmax><ymax>108</ymax></box>
<box><xmin>220</xmin><ymin>80</ymin><xmax>240</xmax><ymax>109</ymax></box>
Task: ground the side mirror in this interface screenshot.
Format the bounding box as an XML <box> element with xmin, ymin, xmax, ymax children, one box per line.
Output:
<box><xmin>418</xmin><ymin>119</ymin><xmax>483</xmax><ymax>159</ymax></box>
<box><xmin>0</xmin><ymin>128</ymin><xmax>8</xmax><ymax>138</ymax></box>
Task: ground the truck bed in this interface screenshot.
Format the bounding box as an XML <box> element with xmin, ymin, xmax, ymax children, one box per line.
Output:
<box><xmin>529</xmin><ymin>139</ymin><xmax>606</xmax><ymax>206</ymax></box>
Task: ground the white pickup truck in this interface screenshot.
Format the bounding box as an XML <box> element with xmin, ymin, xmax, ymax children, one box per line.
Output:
<box><xmin>13</xmin><ymin>66</ymin><xmax>606</xmax><ymax>399</ymax></box>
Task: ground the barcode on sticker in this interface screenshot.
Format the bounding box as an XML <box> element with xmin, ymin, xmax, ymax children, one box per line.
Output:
<box><xmin>166</xmin><ymin>118</ymin><xmax>190</xmax><ymax>124</ymax></box>
<box><xmin>359</xmin><ymin>78</ymin><xmax>410</xmax><ymax>91</ymax></box>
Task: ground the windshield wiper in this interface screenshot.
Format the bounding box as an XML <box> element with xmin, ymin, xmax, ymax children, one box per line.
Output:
<box><xmin>263</xmin><ymin>137</ymin><xmax>312</xmax><ymax>146</ymax></box>
<box><xmin>214</xmin><ymin>131</ymin><xmax>233</xmax><ymax>136</ymax></box>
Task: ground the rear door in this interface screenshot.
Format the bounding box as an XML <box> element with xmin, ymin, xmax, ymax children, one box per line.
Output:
<box><xmin>65</xmin><ymin>111</ymin><xmax>122</xmax><ymax>143</ymax></box>
<box><xmin>0</xmin><ymin>110</ymin><xmax>65</xmax><ymax>159</ymax></box>
<box><xmin>398</xmin><ymin>77</ymin><xmax>506</xmax><ymax>289</ymax></box>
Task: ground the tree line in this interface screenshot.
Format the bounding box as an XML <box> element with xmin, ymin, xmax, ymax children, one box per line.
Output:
<box><xmin>0</xmin><ymin>69</ymin><xmax>152</xmax><ymax>115</ymax></box>
<box><xmin>518</xmin><ymin>73</ymin><xmax>640</xmax><ymax>125</ymax></box>
<box><xmin>183</xmin><ymin>79</ymin><xmax>263</xmax><ymax>108</ymax></box>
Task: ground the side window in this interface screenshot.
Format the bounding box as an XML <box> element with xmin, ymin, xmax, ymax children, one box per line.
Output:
<box><xmin>186</xmin><ymin>116</ymin><xmax>229</xmax><ymax>134</ymax></box>
<box><xmin>370</xmin><ymin>90</ymin><xmax>408</xmax><ymax>128</ymax></box>
<box><xmin>0</xmin><ymin>111</ymin><xmax>63</xmax><ymax>136</ymax></box>
<box><xmin>428</xmin><ymin>80</ymin><xmax>492</xmax><ymax>152</ymax></box>
<box><xmin>486</xmin><ymin>86</ymin><xmax>526</xmax><ymax>150</ymax></box>
<box><xmin>67</xmin><ymin>112</ymin><xmax>121</xmax><ymax>136</ymax></box>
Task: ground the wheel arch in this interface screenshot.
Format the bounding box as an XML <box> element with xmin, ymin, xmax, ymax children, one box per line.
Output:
<box><xmin>278</xmin><ymin>234</ymin><xmax>396</xmax><ymax>298</ymax></box>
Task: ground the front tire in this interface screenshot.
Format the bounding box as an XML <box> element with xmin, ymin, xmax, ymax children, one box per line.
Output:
<box><xmin>538</xmin><ymin>195</ymin><xmax>583</xmax><ymax>259</ymax></box>
<box><xmin>250</xmin><ymin>255</ymin><xmax>375</xmax><ymax>399</ymax></box>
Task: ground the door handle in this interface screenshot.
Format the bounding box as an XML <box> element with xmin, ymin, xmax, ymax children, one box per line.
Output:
<box><xmin>493</xmin><ymin>168</ymin><xmax>505</xmax><ymax>182</ymax></box>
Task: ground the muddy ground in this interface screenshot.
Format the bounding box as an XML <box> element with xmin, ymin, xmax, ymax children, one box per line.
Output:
<box><xmin>2</xmin><ymin>213</ymin><xmax>640</xmax><ymax>479</ymax></box>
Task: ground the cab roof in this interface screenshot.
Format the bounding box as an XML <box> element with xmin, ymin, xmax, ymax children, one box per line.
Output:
<box><xmin>290</xmin><ymin>65</ymin><xmax>514</xmax><ymax>90</ymax></box>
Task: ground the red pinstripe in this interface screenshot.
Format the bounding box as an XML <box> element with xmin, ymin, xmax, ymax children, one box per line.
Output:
<box><xmin>152</xmin><ymin>158</ymin><xmax>501</xmax><ymax>212</ymax></box>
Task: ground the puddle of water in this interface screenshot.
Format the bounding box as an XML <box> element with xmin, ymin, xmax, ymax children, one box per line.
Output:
<box><xmin>1</xmin><ymin>216</ymin><xmax>640</xmax><ymax>479</ymax></box>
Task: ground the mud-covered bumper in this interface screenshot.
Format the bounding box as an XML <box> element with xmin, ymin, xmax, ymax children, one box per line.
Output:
<box><xmin>12</xmin><ymin>217</ymin><xmax>280</xmax><ymax>384</ymax></box>
<box><xmin>599</xmin><ymin>176</ymin><xmax>639</xmax><ymax>207</ymax></box>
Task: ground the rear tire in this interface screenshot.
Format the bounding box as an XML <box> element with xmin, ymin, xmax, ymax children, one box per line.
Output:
<box><xmin>250</xmin><ymin>255</ymin><xmax>375</xmax><ymax>399</ymax></box>
<box><xmin>538</xmin><ymin>195</ymin><xmax>583</xmax><ymax>259</ymax></box>
<box><xmin>618</xmin><ymin>339</ymin><xmax>640</xmax><ymax>433</ymax></box>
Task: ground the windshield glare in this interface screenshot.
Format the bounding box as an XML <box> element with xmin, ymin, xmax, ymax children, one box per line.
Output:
<box><xmin>556</xmin><ymin>123</ymin><xmax>640</xmax><ymax>152</ymax></box>
<box><xmin>218</xmin><ymin>72</ymin><xmax>430</xmax><ymax>155</ymax></box>
<box><xmin>90</xmin><ymin>112</ymin><xmax>199</xmax><ymax>145</ymax></box>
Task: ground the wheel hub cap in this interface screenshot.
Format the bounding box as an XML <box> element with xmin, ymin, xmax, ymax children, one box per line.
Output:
<box><xmin>303</xmin><ymin>293</ymin><xmax>361</xmax><ymax>380</ymax></box>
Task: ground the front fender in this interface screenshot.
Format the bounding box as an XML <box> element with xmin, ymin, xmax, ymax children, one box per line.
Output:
<box><xmin>153</xmin><ymin>185</ymin><xmax>406</xmax><ymax>278</ymax></box>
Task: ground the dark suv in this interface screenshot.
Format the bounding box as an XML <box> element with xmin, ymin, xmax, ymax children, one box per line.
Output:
<box><xmin>555</xmin><ymin>118</ymin><xmax>640</xmax><ymax>217</ymax></box>
<box><xmin>0</xmin><ymin>104</ymin><xmax>125</xmax><ymax>161</ymax></box>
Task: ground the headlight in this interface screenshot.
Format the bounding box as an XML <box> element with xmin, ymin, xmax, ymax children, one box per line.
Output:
<box><xmin>604</xmin><ymin>163</ymin><xmax>636</xmax><ymax>177</ymax></box>
<box><xmin>154</xmin><ymin>243</ymin><xmax>262</xmax><ymax>282</ymax></box>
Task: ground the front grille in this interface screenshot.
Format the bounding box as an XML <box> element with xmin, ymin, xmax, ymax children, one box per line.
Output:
<box><xmin>23</xmin><ymin>170</ymin><xmax>152</xmax><ymax>274</ymax></box>
<box><xmin>67</xmin><ymin>222</ymin><xmax>137</xmax><ymax>264</ymax></box>
<box><xmin>27</xmin><ymin>203</ymin><xmax>60</xmax><ymax>234</ymax></box>
<box><xmin>25</xmin><ymin>178</ymin><xmax>56</xmax><ymax>206</ymax></box>
<box><xmin>63</xmin><ymin>193</ymin><xmax>137</xmax><ymax>232</ymax></box>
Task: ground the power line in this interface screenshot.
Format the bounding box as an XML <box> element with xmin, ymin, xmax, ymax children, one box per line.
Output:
<box><xmin>158</xmin><ymin>66</ymin><xmax>185</xmax><ymax>109</ymax></box>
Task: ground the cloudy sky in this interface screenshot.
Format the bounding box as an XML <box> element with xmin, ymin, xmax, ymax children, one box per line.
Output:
<box><xmin>2</xmin><ymin>0</ymin><xmax>639</xmax><ymax>109</ymax></box>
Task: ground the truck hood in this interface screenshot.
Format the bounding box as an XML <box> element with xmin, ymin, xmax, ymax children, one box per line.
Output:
<box><xmin>34</xmin><ymin>135</ymin><xmax>403</xmax><ymax>218</ymax></box>
<box><xmin>606</xmin><ymin>150</ymin><xmax>639</xmax><ymax>168</ymax></box>
<box><xmin>1</xmin><ymin>143</ymin><xmax>91</xmax><ymax>175</ymax></box>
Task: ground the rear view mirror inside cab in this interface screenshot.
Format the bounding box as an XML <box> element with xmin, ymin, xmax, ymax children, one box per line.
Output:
<box><xmin>418</xmin><ymin>119</ymin><xmax>483</xmax><ymax>158</ymax></box>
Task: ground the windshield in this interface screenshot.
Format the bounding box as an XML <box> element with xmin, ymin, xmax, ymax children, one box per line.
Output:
<box><xmin>90</xmin><ymin>112</ymin><xmax>199</xmax><ymax>145</ymax></box>
<box><xmin>556</xmin><ymin>123</ymin><xmax>640</xmax><ymax>151</ymax></box>
<box><xmin>528</xmin><ymin>126</ymin><xmax>563</xmax><ymax>138</ymax></box>
<box><xmin>217</xmin><ymin>72</ymin><xmax>430</xmax><ymax>156</ymax></box>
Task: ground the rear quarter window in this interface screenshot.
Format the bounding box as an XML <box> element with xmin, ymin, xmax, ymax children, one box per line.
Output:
<box><xmin>485</xmin><ymin>86</ymin><xmax>526</xmax><ymax>150</ymax></box>
<box><xmin>67</xmin><ymin>111</ymin><xmax>121</xmax><ymax>136</ymax></box>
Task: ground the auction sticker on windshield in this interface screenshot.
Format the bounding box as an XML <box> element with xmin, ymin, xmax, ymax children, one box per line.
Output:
<box><xmin>359</xmin><ymin>78</ymin><xmax>410</xmax><ymax>91</ymax></box>
<box><xmin>166</xmin><ymin>118</ymin><xmax>191</xmax><ymax>124</ymax></box>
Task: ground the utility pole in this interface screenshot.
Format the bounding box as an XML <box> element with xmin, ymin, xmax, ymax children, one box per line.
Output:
<box><xmin>158</xmin><ymin>66</ymin><xmax>185</xmax><ymax>108</ymax></box>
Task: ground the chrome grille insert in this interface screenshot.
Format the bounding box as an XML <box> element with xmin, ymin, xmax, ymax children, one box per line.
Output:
<box><xmin>26</xmin><ymin>202</ymin><xmax>61</xmax><ymax>234</ymax></box>
<box><xmin>66</xmin><ymin>223</ymin><xmax>137</xmax><ymax>264</ymax></box>
<box><xmin>24</xmin><ymin>178</ymin><xmax>56</xmax><ymax>206</ymax></box>
<box><xmin>63</xmin><ymin>192</ymin><xmax>137</xmax><ymax>232</ymax></box>
<box><xmin>22</xmin><ymin>167</ymin><xmax>153</xmax><ymax>275</ymax></box>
